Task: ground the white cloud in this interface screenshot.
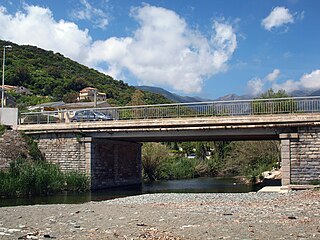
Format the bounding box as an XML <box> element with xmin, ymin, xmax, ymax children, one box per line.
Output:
<box><xmin>300</xmin><ymin>70</ymin><xmax>320</xmax><ymax>89</ymax></box>
<box><xmin>87</xmin><ymin>5</ymin><xmax>237</xmax><ymax>93</ymax></box>
<box><xmin>247</xmin><ymin>78</ymin><xmax>264</xmax><ymax>96</ymax></box>
<box><xmin>262</xmin><ymin>6</ymin><xmax>294</xmax><ymax>31</ymax></box>
<box><xmin>246</xmin><ymin>69</ymin><xmax>281</xmax><ymax>95</ymax></box>
<box><xmin>272</xmin><ymin>80</ymin><xmax>300</xmax><ymax>93</ymax></box>
<box><xmin>266</xmin><ymin>69</ymin><xmax>280</xmax><ymax>81</ymax></box>
<box><xmin>272</xmin><ymin>69</ymin><xmax>320</xmax><ymax>92</ymax></box>
<box><xmin>71</xmin><ymin>0</ymin><xmax>110</xmax><ymax>29</ymax></box>
<box><xmin>0</xmin><ymin>4</ymin><xmax>237</xmax><ymax>94</ymax></box>
<box><xmin>0</xmin><ymin>5</ymin><xmax>92</xmax><ymax>63</ymax></box>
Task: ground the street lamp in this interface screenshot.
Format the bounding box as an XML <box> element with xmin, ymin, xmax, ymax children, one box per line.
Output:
<box><xmin>1</xmin><ymin>45</ymin><xmax>12</xmax><ymax>108</ymax></box>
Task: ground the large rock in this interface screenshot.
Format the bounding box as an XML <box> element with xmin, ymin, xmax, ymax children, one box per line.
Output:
<box><xmin>262</xmin><ymin>169</ymin><xmax>282</xmax><ymax>180</ymax></box>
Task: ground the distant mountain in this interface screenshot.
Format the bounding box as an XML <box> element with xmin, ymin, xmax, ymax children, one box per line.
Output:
<box><xmin>215</xmin><ymin>93</ymin><xmax>252</xmax><ymax>101</ymax></box>
<box><xmin>136</xmin><ymin>86</ymin><xmax>212</xmax><ymax>103</ymax></box>
<box><xmin>288</xmin><ymin>89</ymin><xmax>320</xmax><ymax>97</ymax></box>
<box><xmin>306</xmin><ymin>89</ymin><xmax>320</xmax><ymax>96</ymax></box>
<box><xmin>137</xmin><ymin>85</ymin><xmax>320</xmax><ymax>104</ymax></box>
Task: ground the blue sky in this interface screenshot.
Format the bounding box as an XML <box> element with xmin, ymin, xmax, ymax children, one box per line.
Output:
<box><xmin>0</xmin><ymin>0</ymin><xmax>319</xmax><ymax>99</ymax></box>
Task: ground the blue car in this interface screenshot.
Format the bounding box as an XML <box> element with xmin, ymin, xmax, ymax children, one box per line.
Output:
<box><xmin>71</xmin><ymin>110</ymin><xmax>113</xmax><ymax>122</ymax></box>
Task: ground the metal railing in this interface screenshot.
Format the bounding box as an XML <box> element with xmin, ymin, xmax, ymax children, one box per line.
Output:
<box><xmin>19</xmin><ymin>96</ymin><xmax>320</xmax><ymax>125</ymax></box>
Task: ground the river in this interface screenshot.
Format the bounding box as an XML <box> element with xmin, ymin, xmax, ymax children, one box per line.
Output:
<box><xmin>0</xmin><ymin>177</ymin><xmax>257</xmax><ymax>207</ymax></box>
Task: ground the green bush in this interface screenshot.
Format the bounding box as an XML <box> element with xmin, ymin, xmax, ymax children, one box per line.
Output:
<box><xmin>142</xmin><ymin>142</ymin><xmax>170</xmax><ymax>181</ymax></box>
<box><xmin>65</xmin><ymin>171</ymin><xmax>89</xmax><ymax>192</ymax></box>
<box><xmin>158</xmin><ymin>156</ymin><xmax>199</xmax><ymax>180</ymax></box>
<box><xmin>0</xmin><ymin>159</ymin><xmax>89</xmax><ymax>197</ymax></box>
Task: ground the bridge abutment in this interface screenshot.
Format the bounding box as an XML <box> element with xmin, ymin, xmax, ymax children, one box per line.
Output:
<box><xmin>280</xmin><ymin>126</ymin><xmax>320</xmax><ymax>185</ymax></box>
<box><xmin>35</xmin><ymin>133</ymin><xmax>142</xmax><ymax>189</ymax></box>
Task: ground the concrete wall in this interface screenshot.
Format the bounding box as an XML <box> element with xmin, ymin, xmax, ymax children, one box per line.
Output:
<box><xmin>0</xmin><ymin>108</ymin><xmax>18</xmax><ymax>128</ymax></box>
<box><xmin>35</xmin><ymin>133</ymin><xmax>142</xmax><ymax>189</ymax></box>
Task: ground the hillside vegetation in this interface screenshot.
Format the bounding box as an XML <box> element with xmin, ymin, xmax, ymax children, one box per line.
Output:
<box><xmin>0</xmin><ymin>40</ymin><xmax>170</xmax><ymax>107</ymax></box>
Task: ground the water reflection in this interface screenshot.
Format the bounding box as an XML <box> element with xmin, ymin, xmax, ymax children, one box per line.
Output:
<box><xmin>0</xmin><ymin>177</ymin><xmax>256</xmax><ymax>207</ymax></box>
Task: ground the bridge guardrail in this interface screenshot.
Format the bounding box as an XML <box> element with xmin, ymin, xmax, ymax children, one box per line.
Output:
<box><xmin>19</xmin><ymin>96</ymin><xmax>320</xmax><ymax>124</ymax></box>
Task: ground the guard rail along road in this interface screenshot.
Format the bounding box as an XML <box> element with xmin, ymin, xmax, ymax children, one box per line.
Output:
<box><xmin>18</xmin><ymin>96</ymin><xmax>320</xmax><ymax>125</ymax></box>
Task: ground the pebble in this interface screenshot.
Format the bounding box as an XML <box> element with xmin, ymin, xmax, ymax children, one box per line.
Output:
<box><xmin>0</xmin><ymin>191</ymin><xmax>319</xmax><ymax>239</ymax></box>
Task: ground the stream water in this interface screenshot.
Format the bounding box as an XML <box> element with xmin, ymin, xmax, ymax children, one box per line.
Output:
<box><xmin>0</xmin><ymin>177</ymin><xmax>258</xmax><ymax>207</ymax></box>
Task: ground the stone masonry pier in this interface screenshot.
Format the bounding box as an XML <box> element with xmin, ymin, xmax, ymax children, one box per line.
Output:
<box><xmin>33</xmin><ymin>133</ymin><xmax>141</xmax><ymax>189</ymax></box>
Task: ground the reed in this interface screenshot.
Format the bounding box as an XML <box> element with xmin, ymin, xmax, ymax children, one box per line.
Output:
<box><xmin>0</xmin><ymin>159</ymin><xmax>89</xmax><ymax>197</ymax></box>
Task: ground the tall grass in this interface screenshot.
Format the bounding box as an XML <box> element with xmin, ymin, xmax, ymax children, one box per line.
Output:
<box><xmin>0</xmin><ymin>159</ymin><xmax>89</xmax><ymax>197</ymax></box>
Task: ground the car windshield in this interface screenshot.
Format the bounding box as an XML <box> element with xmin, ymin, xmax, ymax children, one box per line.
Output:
<box><xmin>94</xmin><ymin>111</ymin><xmax>105</xmax><ymax>116</ymax></box>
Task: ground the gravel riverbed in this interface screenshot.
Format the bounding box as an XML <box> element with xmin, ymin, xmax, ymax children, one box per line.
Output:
<box><xmin>0</xmin><ymin>190</ymin><xmax>319</xmax><ymax>239</ymax></box>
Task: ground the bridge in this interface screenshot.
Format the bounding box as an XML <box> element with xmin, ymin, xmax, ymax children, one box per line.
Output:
<box><xmin>17</xmin><ymin>96</ymin><xmax>320</xmax><ymax>189</ymax></box>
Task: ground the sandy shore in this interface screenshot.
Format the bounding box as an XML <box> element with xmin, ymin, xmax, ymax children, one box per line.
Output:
<box><xmin>0</xmin><ymin>190</ymin><xmax>319</xmax><ymax>239</ymax></box>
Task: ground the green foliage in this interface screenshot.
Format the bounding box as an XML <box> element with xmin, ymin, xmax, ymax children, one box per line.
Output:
<box><xmin>128</xmin><ymin>90</ymin><xmax>146</xmax><ymax>106</ymax></box>
<box><xmin>196</xmin><ymin>153</ymin><xmax>224</xmax><ymax>176</ymax></box>
<box><xmin>142</xmin><ymin>142</ymin><xmax>170</xmax><ymax>181</ymax></box>
<box><xmin>0</xmin><ymin>133</ymin><xmax>89</xmax><ymax>197</ymax></box>
<box><xmin>141</xmin><ymin>140</ymin><xmax>280</xmax><ymax>183</ymax></box>
<box><xmin>258</xmin><ymin>89</ymin><xmax>289</xmax><ymax>99</ymax></box>
<box><xmin>10</xmin><ymin>92</ymin><xmax>53</xmax><ymax>110</ymax></box>
<box><xmin>252</xmin><ymin>89</ymin><xmax>296</xmax><ymax>114</ymax></box>
<box><xmin>0</xmin><ymin>39</ymin><xmax>170</xmax><ymax>108</ymax></box>
<box><xmin>64</xmin><ymin>171</ymin><xmax>89</xmax><ymax>192</ymax></box>
<box><xmin>22</xmin><ymin>134</ymin><xmax>45</xmax><ymax>161</ymax></box>
<box><xmin>0</xmin><ymin>159</ymin><xmax>89</xmax><ymax>197</ymax></box>
<box><xmin>222</xmin><ymin>141</ymin><xmax>280</xmax><ymax>181</ymax></box>
<box><xmin>159</xmin><ymin>156</ymin><xmax>199</xmax><ymax>180</ymax></box>
<box><xmin>0</xmin><ymin>124</ymin><xmax>7</xmax><ymax>136</ymax></box>
<box><xmin>179</xmin><ymin>142</ymin><xmax>195</xmax><ymax>155</ymax></box>
<box><xmin>62</xmin><ymin>92</ymin><xmax>79</xmax><ymax>103</ymax></box>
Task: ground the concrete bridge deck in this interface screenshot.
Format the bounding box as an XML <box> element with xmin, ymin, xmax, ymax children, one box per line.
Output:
<box><xmin>18</xmin><ymin>113</ymin><xmax>320</xmax><ymax>141</ymax></box>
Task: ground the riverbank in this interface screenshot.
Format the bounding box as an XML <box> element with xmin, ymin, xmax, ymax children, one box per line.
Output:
<box><xmin>1</xmin><ymin>190</ymin><xmax>319</xmax><ymax>239</ymax></box>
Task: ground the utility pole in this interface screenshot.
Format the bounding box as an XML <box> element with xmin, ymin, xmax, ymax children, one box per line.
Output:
<box><xmin>1</xmin><ymin>45</ymin><xmax>12</xmax><ymax>108</ymax></box>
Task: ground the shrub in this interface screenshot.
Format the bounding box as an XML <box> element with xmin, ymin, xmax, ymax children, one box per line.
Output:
<box><xmin>158</xmin><ymin>156</ymin><xmax>199</xmax><ymax>180</ymax></box>
<box><xmin>142</xmin><ymin>142</ymin><xmax>170</xmax><ymax>181</ymax></box>
<box><xmin>0</xmin><ymin>159</ymin><xmax>89</xmax><ymax>197</ymax></box>
<box><xmin>64</xmin><ymin>171</ymin><xmax>89</xmax><ymax>192</ymax></box>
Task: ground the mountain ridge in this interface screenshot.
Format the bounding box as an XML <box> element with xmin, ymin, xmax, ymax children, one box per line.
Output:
<box><xmin>137</xmin><ymin>85</ymin><xmax>320</xmax><ymax>103</ymax></box>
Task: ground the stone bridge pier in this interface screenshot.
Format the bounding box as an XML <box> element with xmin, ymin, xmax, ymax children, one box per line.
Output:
<box><xmin>281</xmin><ymin>126</ymin><xmax>320</xmax><ymax>185</ymax></box>
<box><xmin>34</xmin><ymin>133</ymin><xmax>142</xmax><ymax>190</ymax></box>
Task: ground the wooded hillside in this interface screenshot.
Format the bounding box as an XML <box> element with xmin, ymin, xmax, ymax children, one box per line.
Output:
<box><xmin>0</xmin><ymin>40</ymin><xmax>170</xmax><ymax>107</ymax></box>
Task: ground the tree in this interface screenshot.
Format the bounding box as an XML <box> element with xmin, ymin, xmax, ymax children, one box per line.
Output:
<box><xmin>11</xmin><ymin>66</ymin><xmax>32</xmax><ymax>86</ymax></box>
<box><xmin>258</xmin><ymin>89</ymin><xmax>289</xmax><ymax>99</ymax></box>
<box><xmin>222</xmin><ymin>140</ymin><xmax>280</xmax><ymax>180</ymax></box>
<box><xmin>252</xmin><ymin>89</ymin><xmax>295</xmax><ymax>114</ymax></box>
<box><xmin>128</xmin><ymin>90</ymin><xmax>146</xmax><ymax>106</ymax></box>
<box><xmin>63</xmin><ymin>92</ymin><xmax>79</xmax><ymax>103</ymax></box>
<box><xmin>195</xmin><ymin>142</ymin><xmax>209</xmax><ymax>161</ymax></box>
